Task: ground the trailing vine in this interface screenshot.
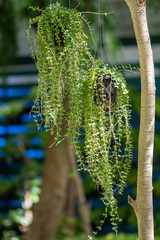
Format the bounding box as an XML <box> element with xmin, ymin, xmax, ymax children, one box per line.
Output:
<box><xmin>73</xmin><ymin>65</ymin><xmax>132</xmax><ymax>233</ymax></box>
<box><xmin>27</xmin><ymin>3</ymin><xmax>132</xmax><ymax>234</ymax></box>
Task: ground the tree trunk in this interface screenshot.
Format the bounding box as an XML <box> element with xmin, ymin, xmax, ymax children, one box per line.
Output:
<box><xmin>64</xmin><ymin>178</ymin><xmax>76</xmax><ymax>237</ymax></box>
<box><xmin>23</xmin><ymin>135</ymin><xmax>70</xmax><ymax>240</ymax></box>
<box><xmin>124</xmin><ymin>1</ymin><xmax>155</xmax><ymax>240</ymax></box>
<box><xmin>66</xmin><ymin>138</ymin><xmax>92</xmax><ymax>237</ymax></box>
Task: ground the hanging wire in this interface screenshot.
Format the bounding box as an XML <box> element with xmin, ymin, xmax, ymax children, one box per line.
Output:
<box><xmin>49</xmin><ymin>0</ymin><xmax>53</xmax><ymax>13</ymax></box>
<box><xmin>94</xmin><ymin>0</ymin><xmax>102</xmax><ymax>60</ymax></box>
<box><xmin>94</xmin><ymin>0</ymin><xmax>113</xmax><ymax>65</ymax></box>
<box><xmin>94</xmin><ymin>1</ymin><xmax>100</xmax><ymax>59</ymax></box>
<box><xmin>49</xmin><ymin>0</ymin><xmax>52</xmax><ymax>19</ymax></box>
<box><xmin>99</xmin><ymin>0</ymin><xmax>103</xmax><ymax>61</ymax></box>
<box><xmin>101</xmin><ymin>0</ymin><xmax>113</xmax><ymax>65</ymax></box>
<box><xmin>94</xmin><ymin>0</ymin><xmax>103</xmax><ymax>61</ymax></box>
<box><xmin>69</xmin><ymin>0</ymin><xmax>71</xmax><ymax>8</ymax></box>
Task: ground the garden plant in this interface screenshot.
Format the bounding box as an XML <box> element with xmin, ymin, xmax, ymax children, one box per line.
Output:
<box><xmin>27</xmin><ymin>3</ymin><xmax>132</xmax><ymax>234</ymax></box>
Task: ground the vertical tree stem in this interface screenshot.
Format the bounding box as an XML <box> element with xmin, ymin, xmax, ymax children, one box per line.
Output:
<box><xmin>124</xmin><ymin>1</ymin><xmax>155</xmax><ymax>240</ymax></box>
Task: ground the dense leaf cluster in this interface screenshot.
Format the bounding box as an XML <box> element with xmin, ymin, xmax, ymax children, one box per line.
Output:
<box><xmin>27</xmin><ymin>3</ymin><xmax>132</xmax><ymax>233</ymax></box>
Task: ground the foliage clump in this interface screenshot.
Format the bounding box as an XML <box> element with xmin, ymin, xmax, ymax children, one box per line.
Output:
<box><xmin>75</xmin><ymin>66</ymin><xmax>132</xmax><ymax>232</ymax></box>
<box><xmin>27</xmin><ymin>3</ymin><xmax>132</xmax><ymax>233</ymax></box>
<box><xmin>27</xmin><ymin>3</ymin><xmax>94</xmax><ymax>139</ymax></box>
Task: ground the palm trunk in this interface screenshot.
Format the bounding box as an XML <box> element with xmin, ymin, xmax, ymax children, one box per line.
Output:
<box><xmin>124</xmin><ymin>1</ymin><xmax>155</xmax><ymax>239</ymax></box>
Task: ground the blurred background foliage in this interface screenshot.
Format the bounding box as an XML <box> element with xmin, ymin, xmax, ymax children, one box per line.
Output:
<box><xmin>0</xmin><ymin>0</ymin><xmax>160</xmax><ymax>239</ymax></box>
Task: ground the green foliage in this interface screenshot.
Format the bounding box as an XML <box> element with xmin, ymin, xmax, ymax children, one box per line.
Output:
<box><xmin>55</xmin><ymin>232</ymin><xmax>160</xmax><ymax>240</ymax></box>
<box><xmin>27</xmin><ymin>3</ymin><xmax>132</xmax><ymax>233</ymax></box>
<box><xmin>96</xmin><ymin>233</ymin><xmax>138</xmax><ymax>240</ymax></box>
<box><xmin>27</xmin><ymin>2</ymin><xmax>94</xmax><ymax>136</ymax></box>
<box><xmin>73</xmin><ymin>66</ymin><xmax>132</xmax><ymax>234</ymax></box>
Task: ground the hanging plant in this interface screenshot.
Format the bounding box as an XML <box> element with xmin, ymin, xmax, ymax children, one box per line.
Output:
<box><xmin>74</xmin><ymin>64</ymin><xmax>132</xmax><ymax>233</ymax></box>
<box><xmin>27</xmin><ymin>3</ymin><xmax>132</xmax><ymax>234</ymax></box>
<box><xmin>27</xmin><ymin>3</ymin><xmax>94</xmax><ymax>139</ymax></box>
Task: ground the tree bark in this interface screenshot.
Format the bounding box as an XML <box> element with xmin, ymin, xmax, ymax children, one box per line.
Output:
<box><xmin>66</xmin><ymin>138</ymin><xmax>92</xmax><ymax>237</ymax></box>
<box><xmin>23</xmin><ymin>135</ymin><xmax>70</xmax><ymax>240</ymax></box>
<box><xmin>124</xmin><ymin>1</ymin><xmax>155</xmax><ymax>240</ymax></box>
<box><xmin>64</xmin><ymin>177</ymin><xmax>76</xmax><ymax>237</ymax></box>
